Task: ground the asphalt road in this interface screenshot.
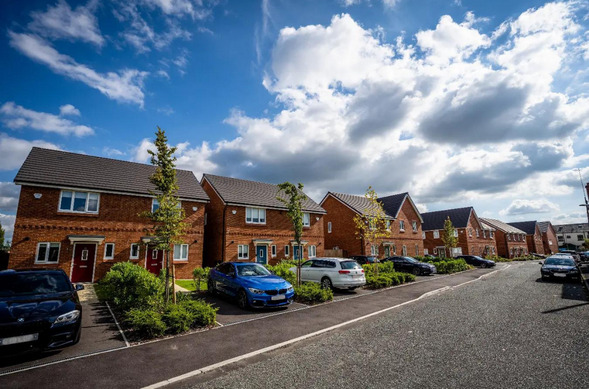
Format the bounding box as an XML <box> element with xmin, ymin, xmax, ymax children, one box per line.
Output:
<box><xmin>184</xmin><ymin>262</ymin><xmax>589</xmax><ymax>389</ymax></box>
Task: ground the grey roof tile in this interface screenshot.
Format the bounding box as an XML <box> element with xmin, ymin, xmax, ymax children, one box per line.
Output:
<box><xmin>421</xmin><ymin>207</ymin><xmax>473</xmax><ymax>231</ymax></box>
<box><xmin>553</xmin><ymin>223</ymin><xmax>589</xmax><ymax>233</ymax></box>
<box><xmin>507</xmin><ymin>221</ymin><xmax>538</xmax><ymax>235</ymax></box>
<box><xmin>202</xmin><ymin>174</ymin><xmax>325</xmax><ymax>214</ymax></box>
<box><xmin>480</xmin><ymin>218</ymin><xmax>526</xmax><ymax>234</ymax></box>
<box><xmin>14</xmin><ymin>147</ymin><xmax>209</xmax><ymax>202</ymax></box>
<box><xmin>537</xmin><ymin>221</ymin><xmax>552</xmax><ymax>233</ymax></box>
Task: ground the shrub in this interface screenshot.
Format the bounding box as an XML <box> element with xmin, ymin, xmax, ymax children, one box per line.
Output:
<box><xmin>362</xmin><ymin>261</ymin><xmax>396</xmax><ymax>276</ymax></box>
<box><xmin>266</xmin><ymin>261</ymin><xmax>296</xmax><ymax>285</ymax></box>
<box><xmin>486</xmin><ymin>255</ymin><xmax>511</xmax><ymax>262</ymax></box>
<box><xmin>163</xmin><ymin>304</ymin><xmax>194</xmax><ymax>334</ymax></box>
<box><xmin>294</xmin><ymin>282</ymin><xmax>333</xmax><ymax>304</ymax></box>
<box><xmin>180</xmin><ymin>299</ymin><xmax>217</xmax><ymax>327</ymax></box>
<box><xmin>126</xmin><ymin>308</ymin><xmax>166</xmax><ymax>338</ymax></box>
<box><xmin>99</xmin><ymin>262</ymin><xmax>163</xmax><ymax>311</ymax></box>
<box><xmin>192</xmin><ymin>267</ymin><xmax>210</xmax><ymax>292</ymax></box>
<box><xmin>428</xmin><ymin>259</ymin><xmax>468</xmax><ymax>274</ymax></box>
<box><xmin>365</xmin><ymin>272</ymin><xmax>415</xmax><ymax>289</ymax></box>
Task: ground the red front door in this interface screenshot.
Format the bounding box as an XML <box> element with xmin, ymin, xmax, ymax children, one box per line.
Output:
<box><xmin>146</xmin><ymin>247</ymin><xmax>163</xmax><ymax>275</ymax></box>
<box><xmin>71</xmin><ymin>243</ymin><xmax>96</xmax><ymax>283</ymax></box>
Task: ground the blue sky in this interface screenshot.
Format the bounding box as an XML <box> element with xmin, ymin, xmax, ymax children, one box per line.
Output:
<box><xmin>1</xmin><ymin>0</ymin><xmax>588</xmax><ymax>240</ymax></box>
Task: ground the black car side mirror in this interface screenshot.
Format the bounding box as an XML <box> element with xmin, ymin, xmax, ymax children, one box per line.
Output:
<box><xmin>539</xmin><ymin>261</ymin><xmax>543</xmax><ymax>265</ymax></box>
<box><xmin>75</xmin><ymin>284</ymin><xmax>85</xmax><ymax>291</ymax></box>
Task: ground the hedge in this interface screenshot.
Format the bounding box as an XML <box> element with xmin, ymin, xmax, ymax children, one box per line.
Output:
<box><xmin>265</xmin><ymin>260</ymin><xmax>296</xmax><ymax>285</ymax></box>
<box><xmin>294</xmin><ymin>282</ymin><xmax>333</xmax><ymax>304</ymax></box>
<box><xmin>425</xmin><ymin>259</ymin><xmax>468</xmax><ymax>274</ymax></box>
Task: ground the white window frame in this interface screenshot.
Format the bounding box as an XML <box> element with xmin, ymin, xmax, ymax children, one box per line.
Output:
<box><xmin>284</xmin><ymin>245</ymin><xmax>290</xmax><ymax>257</ymax></box>
<box><xmin>58</xmin><ymin>190</ymin><xmax>100</xmax><ymax>214</ymax></box>
<box><xmin>271</xmin><ymin>245</ymin><xmax>277</xmax><ymax>257</ymax></box>
<box><xmin>386</xmin><ymin>220</ymin><xmax>391</xmax><ymax>231</ymax></box>
<box><xmin>245</xmin><ymin>207</ymin><xmax>266</xmax><ymax>224</ymax></box>
<box><xmin>399</xmin><ymin>220</ymin><xmax>405</xmax><ymax>232</ymax></box>
<box><xmin>422</xmin><ymin>232</ymin><xmax>426</xmax><ymax>239</ymax></box>
<box><xmin>490</xmin><ymin>231</ymin><xmax>494</xmax><ymax>239</ymax></box>
<box><xmin>104</xmin><ymin>243</ymin><xmax>115</xmax><ymax>260</ymax></box>
<box><xmin>303</xmin><ymin>213</ymin><xmax>310</xmax><ymax>227</ymax></box>
<box><xmin>130</xmin><ymin>244</ymin><xmax>139</xmax><ymax>259</ymax></box>
<box><xmin>454</xmin><ymin>229</ymin><xmax>458</xmax><ymax>237</ymax></box>
<box><xmin>238</xmin><ymin>244</ymin><xmax>249</xmax><ymax>260</ymax></box>
<box><xmin>370</xmin><ymin>245</ymin><xmax>378</xmax><ymax>256</ymax></box>
<box><xmin>402</xmin><ymin>245</ymin><xmax>407</xmax><ymax>256</ymax></box>
<box><xmin>173</xmin><ymin>244</ymin><xmax>189</xmax><ymax>261</ymax></box>
<box><xmin>476</xmin><ymin>229</ymin><xmax>480</xmax><ymax>238</ymax></box>
<box><xmin>35</xmin><ymin>242</ymin><xmax>60</xmax><ymax>264</ymax></box>
<box><xmin>483</xmin><ymin>230</ymin><xmax>487</xmax><ymax>238</ymax></box>
<box><xmin>151</xmin><ymin>198</ymin><xmax>159</xmax><ymax>213</ymax></box>
<box><xmin>415</xmin><ymin>244</ymin><xmax>419</xmax><ymax>256</ymax></box>
<box><xmin>309</xmin><ymin>245</ymin><xmax>317</xmax><ymax>258</ymax></box>
<box><xmin>327</xmin><ymin>221</ymin><xmax>332</xmax><ymax>233</ymax></box>
<box><xmin>412</xmin><ymin>221</ymin><xmax>418</xmax><ymax>232</ymax></box>
<box><xmin>433</xmin><ymin>230</ymin><xmax>440</xmax><ymax>239</ymax></box>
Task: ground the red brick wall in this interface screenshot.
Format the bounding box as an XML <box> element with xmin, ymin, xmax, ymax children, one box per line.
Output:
<box><xmin>527</xmin><ymin>225</ymin><xmax>545</xmax><ymax>255</ymax></box>
<box><xmin>541</xmin><ymin>225</ymin><xmax>558</xmax><ymax>255</ymax></box>
<box><xmin>203</xmin><ymin>180</ymin><xmax>324</xmax><ymax>266</ymax></box>
<box><xmin>322</xmin><ymin>194</ymin><xmax>424</xmax><ymax>258</ymax></box>
<box><xmin>10</xmin><ymin>186</ymin><xmax>206</xmax><ymax>281</ymax></box>
<box><xmin>423</xmin><ymin>214</ymin><xmax>497</xmax><ymax>257</ymax></box>
<box><xmin>494</xmin><ymin>230</ymin><xmax>528</xmax><ymax>258</ymax></box>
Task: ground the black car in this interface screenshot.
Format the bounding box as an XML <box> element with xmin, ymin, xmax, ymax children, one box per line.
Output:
<box><xmin>541</xmin><ymin>256</ymin><xmax>579</xmax><ymax>281</ymax></box>
<box><xmin>456</xmin><ymin>255</ymin><xmax>496</xmax><ymax>268</ymax></box>
<box><xmin>350</xmin><ymin>255</ymin><xmax>379</xmax><ymax>265</ymax></box>
<box><xmin>0</xmin><ymin>269</ymin><xmax>84</xmax><ymax>354</ymax></box>
<box><xmin>381</xmin><ymin>256</ymin><xmax>436</xmax><ymax>276</ymax></box>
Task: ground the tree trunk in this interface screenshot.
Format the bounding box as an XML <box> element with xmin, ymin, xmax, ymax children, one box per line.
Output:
<box><xmin>164</xmin><ymin>250</ymin><xmax>170</xmax><ymax>304</ymax></box>
<box><xmin>171</xmin><ymin>262</ymin><xmax>177</xmax><ymax>304</ymax></box>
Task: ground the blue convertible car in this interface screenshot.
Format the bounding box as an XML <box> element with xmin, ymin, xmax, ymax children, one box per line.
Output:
<box><xmin>207</xmin><ymin>262</ymin><xmax>295</xmax><ymax>309</ymax></box>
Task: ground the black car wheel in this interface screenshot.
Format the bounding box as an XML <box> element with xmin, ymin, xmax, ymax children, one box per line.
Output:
<box><xmin>321</xmin><ymin>277</ymin><xmax>333</xmax><ymax>290</ymax></box>
<box><xmin>237</xmin><ymin>290</ymin><xmax>249</xmax><ymax>309</ymax></box>
<box><xmin>207</xmin><ymin>279</ymin><xmax>216</xmax><ymax>295</ymax></box>
<box><xmin>412</xmin><ymin>268</ymin><xmax>420</xmax><ymax>276</ymax></box>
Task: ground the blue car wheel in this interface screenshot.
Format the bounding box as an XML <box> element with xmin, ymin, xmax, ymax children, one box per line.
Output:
<box><xmin>237</xmin><ymin>289</ymin><xmax>249</xmax><ymax>309</ymax></box>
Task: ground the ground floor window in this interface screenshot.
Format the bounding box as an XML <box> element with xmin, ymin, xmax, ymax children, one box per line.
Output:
<box><xmin>238</xmin><ymin>244</ymin><xmax>249</xmax><ymax>260</ymax></box>
<box><xmin>130</xmin><ymin>243</ymin><xmax>139</xmax><ymax>259</ymax></box>
<box><xmin>104</xmin><ymin>243</ymin><xmax>115</xmax><ymax>260</ymax></box>
<box><xmin>392</xmin><ymin>244</ymin><xmax>397</xmax><ymax>255</ymax></box>
<box><xmin>370</xmin><ymin>245</ymin><xmax>378</xmax><ymax>256</ymax></box>
<box><xmin>36</xmin><ymin>242</ymin><xmax>60</xmax><ymax>264</ymax></box>
<box><xmin>271</xmin><ymin>245</ymin><xmax>277</xmax><ymax>257</ymax></box>
<box><xmin>415</xmin><ymin>244</ymin><xmax>419</xmax><ymax>256</ymax></box>
<box><xmin>402</xmin><ymin>245</ymin><xmax>407</xmax><ymax>256</ymax></box>
<box><xmin>424</xmin><ymin>248</ymin><xmax>429</xmax><ymax>255</ymax></box>
<box><xmin>284</xmin><ymin>245</ymin><xmax>290</xmax><ymax>257</ymax></box>
<box><xmin>309</xmin><ymin>245</ymin><xmax>317</xmax><ymax>258</ymax></box>
<box><xmin>173</xmin><ymin>244</ymin><xmax>189</xmax><ymax>261</ymax></box>
<box><xmin>384</xmin><ymin>245</ymin><xmax>391</xmax><ymax>257</ymax></box>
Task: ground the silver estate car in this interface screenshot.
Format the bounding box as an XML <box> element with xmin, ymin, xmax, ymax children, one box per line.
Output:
<box><xmin>290</xmin><ymin>257</ymin><xmax>366</xmax><ymax>290</ymax></box>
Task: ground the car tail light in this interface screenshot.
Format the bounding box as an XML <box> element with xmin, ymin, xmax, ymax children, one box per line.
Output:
<box><xmin>339</xmin><ymin>270</ymin><xmax>350</xmax><ymax>274</ymax></box>
<box><xmin>361</xmin><ymin>269</ymin><xmax>364</xmax><ymax>273</ymax></box>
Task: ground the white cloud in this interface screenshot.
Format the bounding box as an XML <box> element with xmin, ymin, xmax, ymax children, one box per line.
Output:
<box><xmin>145</xmin><ymin>0</ymin><xmax>211</xmax><ymax>19</ymax></box>
<box><xmin>9</xmin><ymin>32</ymin><xmax>148</xmax><ymax>107</ymax></box>
<box><xmin>500</xmin><ymin>199</ymin><xmax>560</xmax><ymax>216</ymax></box>
<box><xmin>28</xmin><ymin>0</ymin><xmax>104</xmax><ymax>46</ymax></box>
<box><xmin>0</xmin><ymin>133</ymin><xmax>59</xmax><ymax>171</ymax></box>
<box><xmin>103</xmin><ymin>147</ymin><xmax>125</xmax><ymax>157</ymax></box>
<box><xmin>1</xmin><ymin>102</ymin><xmax>93</xmax><ymax>136</ymax></box>
<box><xmin>0</xmin><ymin>213</ymin><xmax>16</xmax><ymax>243</ymax></box>
<box><xmin>58</xmin><ymin>104</ymin><xmax>81</xmax><ymax>116</ymax></box>
<box><xmin>131</xmin><ymin>138</ymin><xmax>154</xmax><ymax>163</ymax></box>
<box><xmin>0</xmin><ymin>183</ymin><xmax>20</xmax><ymax>213</ymax></box>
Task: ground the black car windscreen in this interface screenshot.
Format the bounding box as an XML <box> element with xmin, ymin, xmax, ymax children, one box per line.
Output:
<box><xmin>0</xmin><ymin>273</ymin><xmax>72</xmax><ymax>297</ymax></box>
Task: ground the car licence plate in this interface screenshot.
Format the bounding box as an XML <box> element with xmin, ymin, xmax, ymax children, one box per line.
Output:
<box><xmin>271</xmin><ymin>294</ymin><xmax>285</xmax><ymax>301</ymax></box>
<box><xmin>553</xmin><ymin>273</ymin><xmax>566</xmax><ymax>278</ymax></box>
<box><xmin>0</xmin><ymin>333</ymin><xmax>39</xmax><ymax>346</ymax></box>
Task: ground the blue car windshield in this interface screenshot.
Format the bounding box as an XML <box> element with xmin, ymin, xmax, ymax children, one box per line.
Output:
<box><xmin>236</xmin><ymin>264</ymin><xmax>272</xmax><ymax>277</ymax></box>
<box><xmin>0</xmin><ymin>273</ymin><xmax>71</xmax><ymax>297</ymax></box>
<box><xmin>545</xmin><ymin>258</ymin><xmax>575</xmax><ymax>266</ymax></box>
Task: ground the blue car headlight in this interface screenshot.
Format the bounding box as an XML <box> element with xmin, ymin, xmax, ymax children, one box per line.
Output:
<box><xmin>248</xmin><ymin>287</ymin><xmax>265</xmax><ymax>294</ymax></box>
<box><xmin>52</xmin><ymin>310</ymin><xmax>80</xmax><ymax>327</ymax></box>
<box><xmin>287</xmin><ymin>286</ymin><xmax>294</xmax><ymax>292</ymax></box>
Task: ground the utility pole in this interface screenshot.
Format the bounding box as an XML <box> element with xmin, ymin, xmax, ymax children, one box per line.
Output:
<box><xmin>578</xmin><ymin>169</ymin><xmax>589</xmax><ymax>226</ymax></box>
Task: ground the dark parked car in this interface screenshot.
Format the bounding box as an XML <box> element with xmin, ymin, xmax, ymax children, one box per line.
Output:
<box><xmin>208</xmin><ymin>262</ymin><xmax>294</xmax><ymax>309</ymax></box>
<box><xmin>350</xmin><ymin>255</ymin><xmax>379</xmax><ymax>265</ymax></box>
<box><xmin>381</xmin><ymin>256</ymin><xmax>436</xmax><ymax>275</ymax></box>
<box><xmin>0</xmin><ymin>269</ymin><xmax>83</xmax><ymax>354</ymax></box>
<box><xmin>456</xmin><ymin>255</ymin><xmax>496</xmax><ymax>268</ymax></box>
<box><xmin>541</xmin><ymin>256</ymin><xmax>579</xmax><ymax>281</ymax></box>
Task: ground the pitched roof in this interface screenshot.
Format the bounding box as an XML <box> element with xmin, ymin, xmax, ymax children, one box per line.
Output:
<box><xmin>379</xmin><ymin>192</ymin><xmax>424</xmax><ymax>223</ymax></box>
<box><xmin>507</xmin><ymin>221</ymin><xmax>538</xmax><ymax>235</ymax></box>
<box><xmin>14</xmin><ymin>147</ymin><xmax>209</xmax><ymax>202</ymax></box>
<box><xmin>537</xmin><ymin>221</ymin><xmax>553</xmax><ymax>233</ymax></box>
<box><xmin>553</xmin><ymin>223</ymin><xmax>589</xmax><ymax>234</ymax></box>
<box><xmin>325</xmin><ymin>192</ymin><xmax>383</xmax><ymax>216</ymax></box>
<box><xmin>421</xmin><ymin>207</ymin><xmax>473</xmax><ymax>231</ymax></box>
<box><xmin>202</xmin><ymin>174</ymin><xmax>325</xmax><ymax>214</ymax></box>
<box><xmin>480</xmin><ymin>218</ymin><xmax>526</xmax><ymax>234</ymax></box>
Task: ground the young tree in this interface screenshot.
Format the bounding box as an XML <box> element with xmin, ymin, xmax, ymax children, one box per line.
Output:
<box><xmin>146</xmin><ymin>127</ymin><xmax>188</xmax><ymax>304</ymax></box>
<box><xmin>276</xmin><ymin>182</ymin><xmax>307</xmax><ymax>287</ymax></box>
<box><xmin>0</xmin><ymin>221</ymin><xmax>4</xmax><ymax>250</ymax></box>
<box><xmin>353</xmin><ymin>187</ymin><xmax>389</xmax><ymax>276</ymax></box>
<box><xmin>441</xmin><ymin>217</ymin><xmax>458</xmax><ymax>258</ymax></box>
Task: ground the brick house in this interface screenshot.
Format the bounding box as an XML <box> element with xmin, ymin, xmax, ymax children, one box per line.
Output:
<box><xmin>200</xmin><ymin>174</ymin><xmax>325</xmax><ymax>266</ymax></box>
<box><xmin>480</xmin><ymin>218</ymin><xmax>528</xmax><ymax>258</ymax></box>
<box><xmin>538</xmin><ymin>221</ymin><xmax>558</xmax><ymax>255</ymax></box>
<box><xmin>422</xmin><ymin>207</ymin><xmax>496</xmax><ymax>258</ymax></box>
<box><xmin>507</xmin><ymin>221</ymin><xmax>545</xmax><ymax>255</ymax></box>
<box><xmin>10</xmin><ymin>147</ymin><xmax>209</xmax><ymax>282</ymax></box>
<box><xmin>320</xmin><ymin>192</ymin><xmax>424</xmax><ymax>258</ymax></box>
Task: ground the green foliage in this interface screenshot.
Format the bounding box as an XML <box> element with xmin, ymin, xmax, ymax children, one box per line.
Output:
<box><xmin>361</xmin><ymin>261</ymin><xmax>396</xmax><ymax>276</ymax></box>
<box><xmin>441</xmin><ymin>217</ymin><xmax>458</xmax><ymax>257</ymax></box>
<box><xmin>192</xmin><ymin>267</ymin><xmax>210</xmax><ymax>292</ymax></box>
<box><xmin>265</xmin><ymin>261</ymin><xmax>297</xmax><ymax>285</ymax></box>
<box><xmin>364</xmin><ymin>272</ymin><xmax>416</xmax><ymax>289</ymax></box>
<box><xmin>126</xmin><ymin>308</ymin><xmax>166</xmax><ymax>338</ymax></box>
<box><xmin>485</xmin><ymin>255</ymin><xmax>511</xmax><ymax>262</ymax></box>
<box><xmin>294</xmin><ymin>282</ymin><xmax>333</xmax><ymax>304</ymax></box>
<box><xmin>353</xmin><ymin>187</ymin><xmax>389</xmax><ymax>273</ymax></box>
<box><xmin>425</xmin><ymin>259</ymin><xmax>468</xmax><ymax>274</ymax></box>
<box><xmin>512</xmin><ymin>255</ymin><xmax>539</xmax><ymax>261</ymax></box>
<box><xmin>181</xmin><ymin>299</ymin><xmax>217</xmax><ymax>327</ymax></box>
<box><xmin>0</xmin><ymin>220</ymin><xmax>4</xmax><ymax>249</ymax></box>
<box><xmin>276</xmin><ymin>182</ymin><xmax>307</xmax><ymax>285</ymax></box>
<box><xmin>163</xmin><ymin>304</ymin><xmax>193</xmax><ymax>334</ymax></box>
<box><xmin>99</xmin><ymin>262</ymin><xmax>163</xmax><ymax>311</ymax></box>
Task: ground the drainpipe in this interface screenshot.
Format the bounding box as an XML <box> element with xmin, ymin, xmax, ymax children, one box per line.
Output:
<box><xmin>221</xmin><ymin>205</ymin><xmax>227</xmax><ymax>264</ymax></box>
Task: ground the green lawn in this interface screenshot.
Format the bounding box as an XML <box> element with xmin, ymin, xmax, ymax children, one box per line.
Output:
<box><xmin>175</xmin><ymin>279</ymin><xmax>207</xmax><ymax>292</ymax></box>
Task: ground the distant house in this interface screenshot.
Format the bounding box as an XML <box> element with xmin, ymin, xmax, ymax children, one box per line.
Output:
<box><xmin>480</xmin><ymin>218</ymin><xmax>528</xmax><ymax>259</ymax></box>
<box><xmin>554</xmin><ymin>223</ymin><xmax>589</xmax><ymax>250</ymax></box>
<box><xmin>200</xmin><ymin>174</ymin><xmax>325</xmax><ymax>266</ymax></box>
<box><xmin>10</xmin><ymin>147</ymin><xmax>209</xmax><ymax>282</ymax></box>
<box><xmin>422</xmin><ymin>207</ymin><xmax>496</xmax><ymax>257</ymax></box>
<box><xmin>538</xmin><ymin>221</ymin><xmax>558</xmax><ymax>255</ymax></box>
<box><xmin>320</xmin><ymin>192</ymin><xmax>424</xmax><ymax>258</ymax></box>
<box><xmin>507</xmin><ymin>221</ymin><xmax>545</xmax><ymax>255</ymax></box>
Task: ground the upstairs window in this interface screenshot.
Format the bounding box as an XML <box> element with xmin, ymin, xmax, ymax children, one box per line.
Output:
<box><xmin>399</xmin><ymin>220</ymin><xmax>405</xmax><ymax>231</ymax></box>
<box><xmin>386</xmin><ymin>220</ymin><xmax>391</xmax><ymax>230</ymax></box>
<box><xmin>454</xmin><ymin>229</ymin><xmax>458</xmax><ymax>237</ymax></box>
<box><xmin>328</xmin><ymin>222</ymin><xmax>332</xmax><ymax>233</ymax></box>
<box><xmin>483</xmin><ymin>230</ymin><xmax>487</xmax><ymax>238</ymax></box>
<box><xmin>303</xmin><ymin>213</ymin><xmax>310</xmax><ymax>227</ymax></box>
<box><xmin>422</xmin><ymin>232</ymin><xmax>425</xmax><ymax>239</ymax></box>
<box><xmin>490</xmin><ymin>231</ymin><xmax>494</xmax><ymax>239</ymax></box>
<box><xmin>59</xmin><ymin>190</ymin><xmax>99</xmax><ymax>213</ymax></box>
<box><xmin>152</xmin><ymin>199</ymin><xmax>159</xmax><ymax>213</ymax></box>
<box><xmin>476</xmin><ymin>229</ymin><xmax>480</xmax><ymax>238</ymax></box>
<box><xmin>433</xmin><ymin>230</ymin><xmax>440</xmax><ymax>239</ymax></box>
<box><xmin>412</xmin><ymin>221</ymin><xmax>418</xmax><ymax>232</ymax></box>
<box><xmin>246</xmin><ymin>207</ymin><xmax>266</xmax><ymax>224</ymax></box>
